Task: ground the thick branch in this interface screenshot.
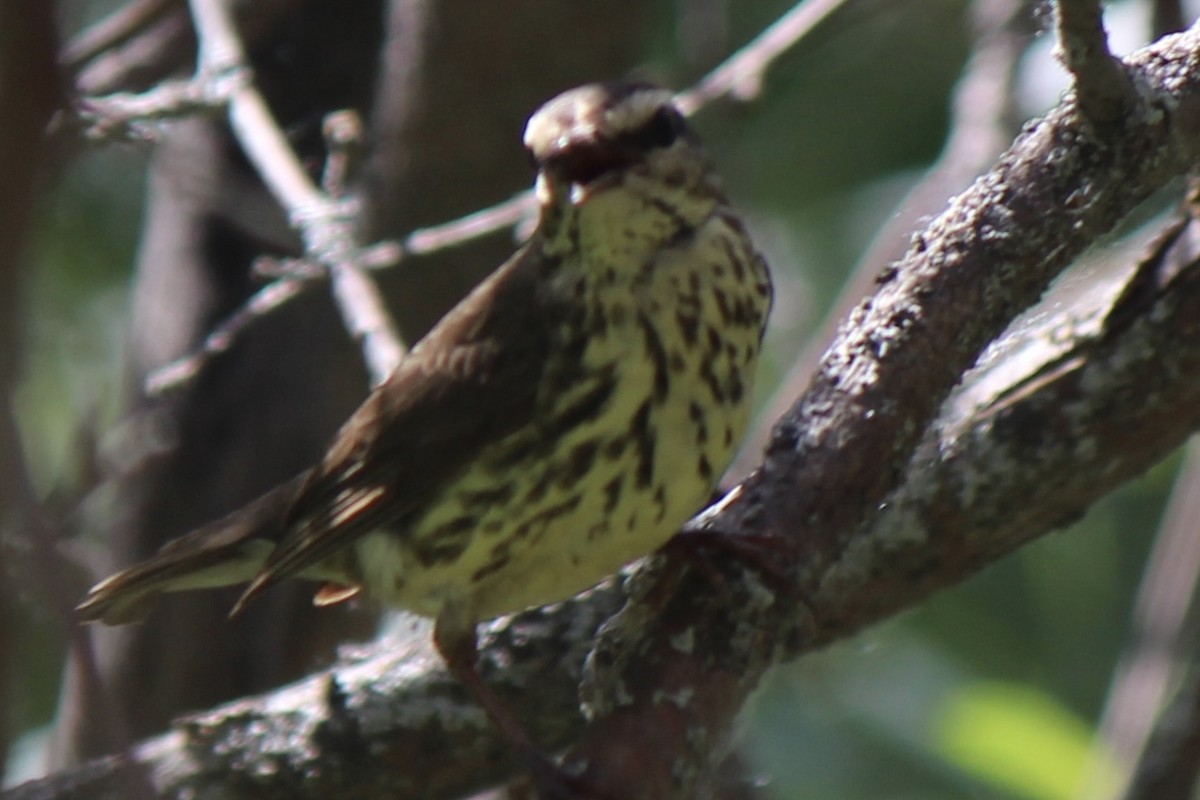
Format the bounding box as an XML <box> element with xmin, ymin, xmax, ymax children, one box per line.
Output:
<box><xmin>7</xmin><ymin>589</ymin><xmax>622</xmax><ymax>800</ymax></box>
<box><xmin>731</xmin><ymin>0</ymin><xmax>1031</xmax><ymax>479</ymax></box>
<box><xmin>566</xmin><ymin>24</ymin><xmax>1200</xmax><ymax>799</ymax></box>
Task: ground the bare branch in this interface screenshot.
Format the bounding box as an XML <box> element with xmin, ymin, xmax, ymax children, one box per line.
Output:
<box><xmin>563</xmin><ymin>24</ymin><xmax>1200</xmax><ymax>797</ymax></box>
<box><xmin>64</xmin><ymin>78</ymin><xmax>227</xmax><ymax>143</ymax></box>
<box><xmin>1092</xmin><ymin>443</ymin><xmax>1200</xmax><ymax>799</ymax></box>
<box><xmin>675</xmin><ymin>0</ymin><xmax>851</xmax><ymax>114</ymax></box>
<box><xmin>72</xmin><ymin>9</ymin><xmax>194</xmax><ymax>97</ymax></box>
<box><xmin>1121</xmin><ymin>665</ymin><xmax>1200</xmax><ymax>800</ymax></box>
<box><xmin>143</xmin><ymin>278</ymin><xmax>307</xmax><ymax>394</ymax></box>
<box><xmin>60</xmin><ymin>0</ymin><xmax>178</xmax><ymax>74</ymax></box>
<box><xmin>70</xmin><ymin>0</ymin><xmax>412</xmax><ymax>388</ymax></box>
<box><xmin>1054</xmin><ymin>0</ymin><xmax>1137</xmax><ymax>123</ymax></box>
<box><xmin>142</xmin><ymin>185</ymin><xmax>535</xmax><ymax>396</ymax></box>
<box><xmin>186</xmin><ymin>0</ymin><xmax>406</xmax><ymax>385</ymax></box>
<box><xmin>730</xmin><ymin>0</ymin><xmax>1032</xmax><ymax>480</ymax></box>
<box><xmin>5</xmin><ymin>589</ymin><xmax>625</xmax><ymax>800</ymax></box>
<box><xmin>402</xmin><ymin>192</ymin><xmax>536</xmax><ymax>256</ymax></box>
<box><xmin>320</xmin><ymin>110</ymin><xmax>364</xmax><ymax>200</ymax></box>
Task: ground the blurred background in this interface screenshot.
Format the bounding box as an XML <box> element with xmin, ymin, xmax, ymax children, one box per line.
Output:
<box><xmin>4</xmin><ymin>0</ymin><xmax>1198</xmax><ymax>797</ymax></box>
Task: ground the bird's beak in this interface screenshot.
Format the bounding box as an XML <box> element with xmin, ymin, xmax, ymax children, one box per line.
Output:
<box><xmin>536</xmin><ymin>171</ymin><xmax>619</xmax><ymax>208</ymax></box>
<box><xmin>568</xmin><ymin>171</ymin><xmax>623</xmax><ymax>206</ymax></box>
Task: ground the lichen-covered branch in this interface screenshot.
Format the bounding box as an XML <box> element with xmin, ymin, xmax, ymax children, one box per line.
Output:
<box><xmin>564</xmin><ymin>22</ymin><xmax>1200</xmax><ymax>799</ymax></box>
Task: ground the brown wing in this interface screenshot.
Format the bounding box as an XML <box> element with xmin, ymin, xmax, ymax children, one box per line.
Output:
<box><xmin>231</xmin><ymin>243</ymin><xmax>560</xmax><ymax>611</ymax></box>
<box><xmin>76</xmin><ymin>474</ymin><xmax>307</xmax><ymax>624</ymax></box>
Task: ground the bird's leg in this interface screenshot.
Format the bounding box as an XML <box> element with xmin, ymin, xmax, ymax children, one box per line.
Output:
<box><xmin>433</xmin><ymin>618</ymin><xmax>601</xmax><ymax>799</ymax></box>
<box><xmin>433</xmin><ymin>618</ymin><xmax>542</xmax><ymax>757</ymax></box>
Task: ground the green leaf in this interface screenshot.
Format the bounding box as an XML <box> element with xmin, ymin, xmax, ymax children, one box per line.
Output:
<box><xmin>932</xmin><ymin>681</ymin><xmax>1118</xmax><ymax>800</ymax></box>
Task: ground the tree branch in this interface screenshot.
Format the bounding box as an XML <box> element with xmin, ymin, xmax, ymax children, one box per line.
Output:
<box><xmin>674</xmin><ymin>0</ymin><xmax>850</xmax><ymax>113</ymax></box>
<box><xmin>6</xmin><ymin>589</ymin><xmax>625</xmax><ymax>800</ymax></box>
<box><xmin>564</xmin><ymin>20</ymin><xmax>1200</xmax><ymax>798</ymax></box>
<box><xmin>60</xmin><ymin>0</ymin><xmax>178</xmax><ymax>75</ymax></box>
<box><xmin>1097</xmin><ymin>441</ymin><xmax>1200</xmax><ymax>799</ymax></box>
<box><xmin>1055</xmin><ymin>0</ymin><xmax>1137</xmax><ymax>123</ymax></box>
<box><xmin>186</xmin><ymin>0</ymin><xmax>407</xmax><ymax>385</ymax></box>
<box><xmin>730</xmin><ymin>0</ymin><xmax>1031</xmax><ymax>480</ymax></box>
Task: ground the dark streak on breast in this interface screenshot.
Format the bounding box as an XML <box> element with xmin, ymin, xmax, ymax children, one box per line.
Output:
<box><xmin>514</xmin><ymin>495</ymin><xmax>583</xmax><ymax>543</ymax></box>
<box><xmin>603</xmin><ymin>474</ymin><xmax>624</xmax><ymax>513</ymax></box>
<box><xmin>561</xmin><ymin>439</ymin><xmax>600</xmax><ymax>487</ymax></box>
<box><xmin>630</xmin><ymin>399</ymin><xmax>655</xmax><ymax>488</ymax></box>
<box><xmin>638</xmin><ymin>312</ymin><xmax>671</xmax><ymax>403</ymax></box>
<box><xmin>414</xmin><ymin>514</ymin><xmax>478</xmax><ymax>566</ymax></box>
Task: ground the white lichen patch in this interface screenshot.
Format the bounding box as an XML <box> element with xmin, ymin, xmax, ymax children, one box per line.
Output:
<box><xmin>669</xmin><ymin>627</ymin><xmax>696</xmax><ymax>654</ymax></box>
<box><xmin>652</xmin><ymin>687</ymin><xmax>696</xmax><ymax>709</ymax></box>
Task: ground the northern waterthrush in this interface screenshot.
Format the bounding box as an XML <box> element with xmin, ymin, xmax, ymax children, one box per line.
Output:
<box><xmin>78</xmin><ymin>81</ymin><xmax>773</xmax><ymax>782</ymax></box>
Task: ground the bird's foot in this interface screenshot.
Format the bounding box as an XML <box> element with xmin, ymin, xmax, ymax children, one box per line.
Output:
<box><xmin>661</xmin><ymin>527</ymin><xmax>800</xmax><ymax>605</ymax></box>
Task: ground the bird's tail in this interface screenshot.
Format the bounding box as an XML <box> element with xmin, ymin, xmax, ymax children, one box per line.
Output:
<box><xmin>76</xmin><ymin>473</ymin><xmax>309</xmax><ymax>625</ymax></box>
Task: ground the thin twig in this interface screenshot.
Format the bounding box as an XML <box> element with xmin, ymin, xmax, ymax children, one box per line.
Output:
<box><xmin>65</xmin><ymin>77</ymin><xmax>228</xmax><ymax>143</ymax></box>
<box><xmin>134</xmin><ymin>0</ymin><xmax>840</xmax><ymax>394</ymax></box>
<box><xmin>402</xmin><ymin>191</ymin><xmax>535</xmax><ymax>256</ymax></box>
<box><xmin>60</xmin><ymin>0</ymin><xmax>179</xmax><ymax>74</ymax></box>
<box><xmin>145</xmin><ymin>187</ymin><xmax>533</xmax><ymax>395</ymax></box>
<box><xmin>675</xmin><ymin>0</ymin><xmax>850</xmax><ymax>115</ymax></box>
<box><xmin>1086</xmin><ymin>442</ymin><xmax>1200</xmax><ymax>799</ymax></box>
<box><xmin>1054</xmin><ymin>0</ymin><xmax>1136</xmax><ymax>123</ymax></box>
<box><xmin>145</xmin><ymin>278</ymin><xmax>306</xmax><ymax>394</ymax></box>
<box><xmin>186</xmin><ymin>0</ymin><xmax>406</xmax><ymax>386</ymax></box>
<box><xmin>321</xmin><ymin>110</ymin><xmax>363</xmax><ymax>200</ymax></box>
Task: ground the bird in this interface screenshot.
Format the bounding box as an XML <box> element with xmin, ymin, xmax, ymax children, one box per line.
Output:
<box><xmin>77</xmin><ymin>81</ymin><xmax>773</xmax><ymax>784</ymax></box>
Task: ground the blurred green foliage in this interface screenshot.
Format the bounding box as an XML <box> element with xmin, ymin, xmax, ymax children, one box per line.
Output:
<box><xmin>933</xmin><ymin>681</ymin><xmax>1117</xmax><ymax>799</ymax></box>
<box><xmin>18</xmin><ymin>150</ymin><xmax>145</xmax><ymax>490</ymax></box>
<box><xmin>7</xmin><ymin>147</ymin><xmax>145</xmax><ymax>779</ymax></box>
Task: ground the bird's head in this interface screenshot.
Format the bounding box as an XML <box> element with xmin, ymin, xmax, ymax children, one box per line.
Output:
<box><xmin>523</xmin><ymin>82</ymin><xmax>708</xmax><ymax>209</ymax></box>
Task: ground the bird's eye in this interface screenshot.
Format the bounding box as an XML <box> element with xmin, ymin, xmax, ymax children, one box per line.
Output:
<box><xmin>613</xmin><ymin>107</ymin><xmax>684</xmax><ymax>152</ymax></box>
<box><xmin>546</xmin><ymin>145</ymin><xmax>628</xmax><ymax>186</ymax></box>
